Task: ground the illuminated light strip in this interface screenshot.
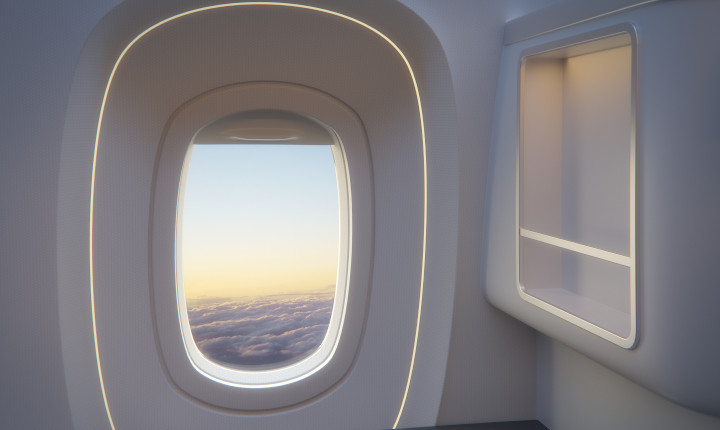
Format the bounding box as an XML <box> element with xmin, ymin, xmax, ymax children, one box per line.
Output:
<box><xmin>520</xmin><ymin>228</ymin><xmax>631</xmax><ymax>267</ymax></box>
<box><xmin>89</xmin><ymin>3</ymin><xmax>426</xmax><ymax>429</ymax></box>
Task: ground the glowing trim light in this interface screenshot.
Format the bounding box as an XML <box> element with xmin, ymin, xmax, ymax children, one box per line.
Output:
<box><xmin>90</xmin><ymin>3</ymin><xmax>426</xmax><ymax>429</ymax></box>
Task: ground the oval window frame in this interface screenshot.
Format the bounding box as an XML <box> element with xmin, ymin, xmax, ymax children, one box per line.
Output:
<box><xmin>177</xmin><ymin>111</ymin><xmax>350</xmax><ymax>386</ymax></box>
<box><xmin>151</xmin><ymin>82</ymin><xmax>373</xmax><ymax>410</ymax></box>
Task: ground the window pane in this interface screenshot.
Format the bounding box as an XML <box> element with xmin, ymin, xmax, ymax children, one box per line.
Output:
<box><xmin>180</xmin><ymin>144</ymin><xmax>339</xmax><ymax>368</ymax></box>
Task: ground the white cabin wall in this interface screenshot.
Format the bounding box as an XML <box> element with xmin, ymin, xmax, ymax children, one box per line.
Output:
<box><xmin>57</xmin><ymin>1</ymin><xmax>464</xmax><ymax>427</ymax></box>
<box><xmin>530</xmin><ymin>2</ymin><xmax>720</xmax><ymax>427</ymax></box>
<box><xmin>1</xmin><ymin>1</ymin><xmax>459</xmax><ymax>428</ymax></box>
<box><xmin>0</xmin><ymin>2</ymin><xmax>121</xmax><ymax>429</ymax></box>
<box><xmin>537</xmin><ymin>336</ymin><xmax>720</xmax><ymax>430</ymax></box>
<box><xmin>397</xmin><ymin>0</ymin><xmax>564</xmax><ymax>425</ymax></box>
<box><xmin>486</xmin><ymin>0</ymin><xmax>720</xmax><ymax>428</ymax></box>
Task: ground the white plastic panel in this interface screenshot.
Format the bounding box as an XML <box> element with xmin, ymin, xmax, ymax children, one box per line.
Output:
<box><xmin>153</xmin><ymin>83</ymin><xmax>370</xmax><ymax>410</ymax></box>
<box><xmin>57</xmin><ymin>1</ymin><xmax>460</xmax><ymax>428</ymax></box>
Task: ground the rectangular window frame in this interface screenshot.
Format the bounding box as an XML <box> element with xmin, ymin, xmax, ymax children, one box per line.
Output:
<box><xmin>516</xmin><ymin>24</ymin><xmax>638</xmax><ymax>349</ymax></box>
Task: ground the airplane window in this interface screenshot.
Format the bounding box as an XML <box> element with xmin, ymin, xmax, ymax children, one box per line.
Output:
<box><xmin>176</xmin><ymin>111</ymin><xmax>349</xmax><ymax>380</ymax></box>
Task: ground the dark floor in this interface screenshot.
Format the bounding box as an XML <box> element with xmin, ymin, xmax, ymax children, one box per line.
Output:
<box><xmin>396</xmin><ymin>420</ymin><xmax>549</xmax><ymax>430</ymax></box>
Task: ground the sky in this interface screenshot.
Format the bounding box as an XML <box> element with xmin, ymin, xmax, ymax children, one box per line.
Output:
<box><xmin>180</xmin><ymin>143</ymin><xmax>340</xmax><ymax>299</ymax></box>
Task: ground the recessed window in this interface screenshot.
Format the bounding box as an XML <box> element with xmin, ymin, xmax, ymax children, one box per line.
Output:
<box><xmin>176</xmin><ymin>111</ymin><xmax>350</xmax><ymax>383</ymax></box>
<box><xmin>518</xmin><ymin>30</ymin><xmax>636</xmax><ymax>347</ymax></box>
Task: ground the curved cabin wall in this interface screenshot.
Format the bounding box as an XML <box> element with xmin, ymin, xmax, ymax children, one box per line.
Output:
<box><xmin>56</xmin><ymin>1</ymin><xmax>459</xmax><ymax>429</ymax></box>
<box><xmin>485</xmin><ymin>0</ymin><xmax>720</xmax><ymax>420</ymax></box>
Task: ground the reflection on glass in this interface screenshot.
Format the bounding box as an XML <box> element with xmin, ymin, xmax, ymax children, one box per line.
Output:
<box><xmin>181</xmin><ymin>144</ymin><xmax>339</xmax><ymax>368</ymax></box>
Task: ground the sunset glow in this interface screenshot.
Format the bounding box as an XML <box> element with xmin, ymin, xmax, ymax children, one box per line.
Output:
<box><xmin>180</xmin><ymin>143</ymin><xmax>340</xmax><ymax>299</ymax></box>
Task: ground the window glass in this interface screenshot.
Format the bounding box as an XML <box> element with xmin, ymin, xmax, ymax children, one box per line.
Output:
<box><xmin>180</xmin><ymin>143</ymin><xmax>340</xmax><ymax>368</ymax></box>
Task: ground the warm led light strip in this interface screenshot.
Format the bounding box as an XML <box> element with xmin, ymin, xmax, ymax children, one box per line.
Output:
<box><xmin>520</xmin><ymin>228</ymin><xmax>631</xmax><ymax>267</ymax></box>
<box><xmin>89</xmin><ymin>3</ymin><xmax>426</xmax><ymax>429</ymax></box>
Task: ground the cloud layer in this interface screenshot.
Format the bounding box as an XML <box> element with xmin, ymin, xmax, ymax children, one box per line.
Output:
<box><xmin>187</xmin><ymin>293</ymin><xmax>333</xmax><ymax>367</ymax></box>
